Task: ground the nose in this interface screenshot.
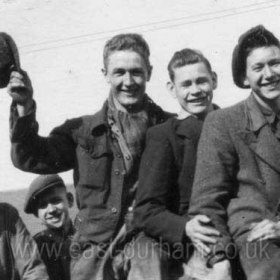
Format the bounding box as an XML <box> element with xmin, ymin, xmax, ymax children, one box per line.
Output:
<box><xmin>123</xmin><ymin>72</ymin><xmax>134</xmax><ymax>86</ymax></box>
<box><xmin>189</xmin><ymin>83</ymin><xmax>202</xmax><ymax>95</ymax></box>
<box><xmin>46</xmin><ymin>203</ymin><xmax>56</xmax><ymax>213</ymax></box>
<box><xmin>263</xmin><ymin>65</ymin><xmax>274</xmax><ymax>79</ymax></box>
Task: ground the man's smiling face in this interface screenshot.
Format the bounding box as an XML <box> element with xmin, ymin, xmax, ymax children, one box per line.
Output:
<box><xmin>103</xmin><ymin>50</ymin><xmax>151</xmax><ymax>110</ymax></box>
<box><xmin>170</xmin><ymin>62</ymin><xmax>216</xmax><ymax>118</ymax></box>
<box><xmin>36</xmin><ymin>186</ymin><xmax>71</xmax><ymax>230</ymax></box>
<box><xmin>245</xmin><ymin>46</ymin><xmax>280</xmax><ymax>105</ymax></box>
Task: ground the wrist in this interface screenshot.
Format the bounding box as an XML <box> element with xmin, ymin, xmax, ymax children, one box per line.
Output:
<box><xmin>16</xmin><ymin>99</ymin><xmax>34</xmax><ymax>116</ymax></box>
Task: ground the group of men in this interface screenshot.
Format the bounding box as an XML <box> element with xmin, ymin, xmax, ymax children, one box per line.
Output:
<box><xmin>1</xmin><ymin>24</ymin><xmax>280</xmax><ymax>280</ymax></box>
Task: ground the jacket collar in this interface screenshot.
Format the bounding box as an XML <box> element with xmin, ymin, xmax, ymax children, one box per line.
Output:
<box><xmin>245</xmin><ymin>94</ymin><xmax>269</xmax><ymax>132</ymax></box>
<box><xmin>175</xmin><ymin>103</ymin><xmax>219</xmax><ymax>139</ymax></box>
<box><xmin>239</xmin><ymin>94</ymin><xmax>280</xmax><ymax>174</ymax></box>
<box><xmin>89</xmin><ymin>100</ymin><xmax>110</xmax><ymax>136</ymax></box>
<box><xmin>89</xmin><ymin>96</ymin><xmax>169</xmax><ymax>136</ymax></box>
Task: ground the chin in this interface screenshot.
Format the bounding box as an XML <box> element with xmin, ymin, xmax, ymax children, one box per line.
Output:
<box><xmin>190</xmin><ymin>107</ymin><xmax>208</xmax><ymax>115</ymax></box>
<box><xmin>121</xmin><ymin>99</ymin><xmax>141</xmax><ymax>107</ymax></box>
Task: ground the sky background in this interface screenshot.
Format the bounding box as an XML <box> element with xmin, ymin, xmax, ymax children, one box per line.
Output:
<box><xmin>1</xmin><ymin>0</ymin><xmax>280</xmax><ymax>191</ymax></box>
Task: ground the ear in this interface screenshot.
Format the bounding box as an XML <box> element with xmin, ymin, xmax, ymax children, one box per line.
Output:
<box><xmin>67</xmin><ymin>193</ymin><xmax>74</xmax><ymax>208</ymax></box>
<box><xmin>167</xmin><ymin>81</ymin><xmax>176</xmax><ymax>99</ymax></box>
<box><xmin>243</xmin><ymin>77</ymin><xmax>250</xmax><ymax>87</ymax></box>
<box><xmin>146</xmin><ymin>65</ymin><xmax>153</xmax><ymax>82</ymax></box>
<box><xmin>102</xmin><ymin>68</ymin><xmax>110</xmax><ymax>84</ymax></box>
<box><xmin>212</xmin><ymin>72</ymin><xmax>218</xmax><ymax>90</ymax></box>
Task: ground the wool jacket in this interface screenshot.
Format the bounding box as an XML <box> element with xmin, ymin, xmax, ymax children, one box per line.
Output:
<box><xmin>188</xmin><ymin>94</ymin><xmax>280</xmax><ymax>256</ymax></box>
<box><xmin>10</xmin><ymin>98</ymin><xmax>169</xmax><ymax>244</ymax></box>
<box><xmin>0</xmin><ymin>203</ymin><xmax>49</xmax><ymax>280</ymax></box>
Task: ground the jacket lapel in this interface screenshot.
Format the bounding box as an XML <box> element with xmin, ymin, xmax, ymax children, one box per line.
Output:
<box><xmin>238</xmin><ymin>96</ymin><xmax>280</xmax><ymax>174</ymax></box>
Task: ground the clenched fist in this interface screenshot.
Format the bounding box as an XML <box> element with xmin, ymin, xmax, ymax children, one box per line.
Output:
<box><xmin>7</xmin><ymin>70</ymin><xmax>33</xmax><ymax>106</ymax></box>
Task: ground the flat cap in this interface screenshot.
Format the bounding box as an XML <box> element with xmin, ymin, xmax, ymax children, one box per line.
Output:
<box><xmin>232</xmin><ymin>25</ymin><xmax>280</xmax><ymax>88</ymax></box>
<box><xmin>24</xmin><ymin>174</ymin><xmax>66</xmax><ymax>214</ymax></box>
<box><xmin>0</xmin><ymin>32</ymin><xmax>20</xmax><ymax>88</ymax></box>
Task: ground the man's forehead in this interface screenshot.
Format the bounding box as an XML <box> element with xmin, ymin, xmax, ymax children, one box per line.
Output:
<box><xmin>247</xmin><ymin>46</ymin><xmax>280</xmax><ymax>61</ymax></box>
<box><xmin>174</xmin><ymin>62</ymin><xmax>212</xmax><ymax>77</ymax></box>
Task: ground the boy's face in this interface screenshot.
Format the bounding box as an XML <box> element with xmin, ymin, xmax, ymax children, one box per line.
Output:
<box><xmin>36</xmin><ymin>187</ymin><xmax>71</xmax><ymax>230</ymax></box>
<box><xmin>169</xmin><ymin>62</ymin><xmax>216</xmax><ymax>117</ymax></box>
<box><xmin>245</xmin><ymin>46</ymin><xmax>280</xmax><ymax>105</ymax></box>
<box><xmin>103</xmin><ymin>50</ymin><xmax>151</xmax><ymax>109</ymax></box>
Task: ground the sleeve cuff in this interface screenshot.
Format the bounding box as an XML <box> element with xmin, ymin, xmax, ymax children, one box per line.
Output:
<box><xmin>10</xmin><ymin>100</ymin><xmax>38</xmax><ymax>142</ymax></box>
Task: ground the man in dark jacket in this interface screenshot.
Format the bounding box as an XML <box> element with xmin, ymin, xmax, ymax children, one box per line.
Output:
<box><xmin>0</xmin><ymin>203</ymin><xmax>49</xmax><ymax>280</ymax></box>
<box><xmin>24</xmin><ymin>174</ymin><xmax>75</xmax><ymax>280</ymax></box>
<box><xmin>188</xmin><ymin>25</ymin><xmax>280</xmax><ymax>279</ymax></box>
<box><xmin>8</xmin><ymin>33</ymin><xmax>170</xmax><ymax>279</ymax></box>
<box><xmin>134</xmin><ymin>48</ymin><xmax>221</xmax><ymax>279</ymax></box>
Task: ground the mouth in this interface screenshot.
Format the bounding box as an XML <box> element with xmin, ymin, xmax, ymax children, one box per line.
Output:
<box><xmin>187</xmin><ymin>96</ymin><xmax>208</xmax><ymax>103</ymax></box>
<box><xmin>261</xmin><ymin>80</ymin><xmax>280</xmax><ymax>88</ymax></box>
<box><xmin>46</xmin><ymin>213</ymin><xmax>62</xmax><ymax>222</ymax></box>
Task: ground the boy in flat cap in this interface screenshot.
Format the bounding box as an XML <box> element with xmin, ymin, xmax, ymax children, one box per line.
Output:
<box><xmin>7</xmin><ymin>33</ymin><xmax>171</xmax><ymax>279</ymax></box>
<box><xmin>25</xmin><ymin>174</ymin><xmax>74</xmax><ymax>280</ymax></box>
<box><xmin>133</xmin><ymin>48</ymin><xmax>220</xmax><ymax>279</ymax></box>
<box><xmin>187</xmin><ymin>25</ymin><xmax>280</xmax><ymax>279</ymax></box>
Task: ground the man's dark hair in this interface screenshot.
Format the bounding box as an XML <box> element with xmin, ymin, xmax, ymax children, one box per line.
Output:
<box><xmin>103</xmin><ymin>33</ymin><xmax>151</xmax><ymax>70</ymax></box>
<box><xmin>167</xmin><ymin>48</ymin><xmax>212</xmax><ymax>82</ymax></box>
<box><xmin>232</xmin><ymin>25</ymin><xmax>280</xmax><ymax>88</ymax></box>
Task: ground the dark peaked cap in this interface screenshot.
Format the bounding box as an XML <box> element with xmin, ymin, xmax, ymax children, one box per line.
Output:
<box><xmin>24</xmin><ymin>174</ymin><xmax>66</xmax><ymax>214</ymax></box>
<box><xmin>0</xmin><ymin>32</ymin><xmax>20</xmax><ymax>88</ymax></box>
<box><xmin>232</xmin><ymin>25</ymin><xmax>280</xmax><ymax>89</ymax></box>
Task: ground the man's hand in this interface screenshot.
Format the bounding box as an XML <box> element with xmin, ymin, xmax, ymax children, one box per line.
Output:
<box><xmin>207</xmin><ymin>259</ymin><xmax>232</xmax><ymax>280</ymax></box>
<box><xmin>247</xmin><ymin>219</ymin><xmax>280</xmax><ymax>242</ymax></box>
<box><xmin>185</xmin><ymin>215</ymin><xmax>220</xmax><ymax>256</ymax></box>
<box><xmin>7</xmin><ymin>70</ymin><xmax>33</xmax><ymax>115</ymax></box>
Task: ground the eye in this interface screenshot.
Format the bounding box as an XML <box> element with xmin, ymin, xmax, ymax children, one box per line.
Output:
<box><xmin>49</xmin><ymin>197</ymin><xmax>63</xmax><ymax>204</ymax></box>
<box><xmin>113</xmin><ymin>69</ymin><xmax>125</xmax><ymax>76</ymax></box>
<box><xmin>180</xmin><ymin>81</ymin><xmax>191</xmax><ymax>88</ymax></box>
<box><xmin>196</xmin><ymin>77</ymin><xmax>210</xmax><ymax>84</ymax></box>
<box><xmin>252</xmin><ymin>64</ymin><xmax>263</xmax><ymax>72</ymax></box>
<box><xmin>37</xmin><ymin>201</ymin><xmax>48</xmax><ymax>209</ymax></box>
<box><xmin>131</xmin><ymin>69</ymin><xmax>145</xmax><ymax>76</ymax></box>
<box><xmin>271</xmin><ymin>60</ymin><xmax>280</xmax><ymax>67</ymax></box>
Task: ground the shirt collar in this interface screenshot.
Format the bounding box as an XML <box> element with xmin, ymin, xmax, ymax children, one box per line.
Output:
<box><xmin>176</xmin><ymin>103</ymin><xmax>214</xmax><ymax>120</ymax></box>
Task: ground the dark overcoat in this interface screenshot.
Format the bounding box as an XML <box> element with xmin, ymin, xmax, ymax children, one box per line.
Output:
<box><xmin>134</xmin><ymin>116</ymin><xmax>204</xmax><ymax>246</ymax></box>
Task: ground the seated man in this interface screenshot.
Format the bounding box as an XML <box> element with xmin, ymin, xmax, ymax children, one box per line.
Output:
<box><xmin>187</xmin><ymin>25</ymin><xmax>280</xmax><ymax>280</ymax></box>
<box><xmin>0</xmin><ymin>202</ymin><xmax>49</xmax><ymax>280</ymax></box>
<box><xmin>133</xmin><ymin>48</ymin><xmax>221</xmax><ymax>279</ymax></box>
<box><xmin>24</xmin><ymin>174</ymin><xmax>75</xmax><ymax>280</ymax></box>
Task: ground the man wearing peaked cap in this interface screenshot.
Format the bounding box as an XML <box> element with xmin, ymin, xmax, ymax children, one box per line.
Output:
<box><xmin>24</xmin><ymin>174</ymin><xmax>66</xmax><ymax>214</ymax></box>
<box><xmin>25</xmin><ymin>174</ymin><xmax>74</xmax><ymax>280</ymax></box>
<box><xmin>188</xmin><ymin>25</ymin><xmax>280</xmax><ymax>280</ymax></box>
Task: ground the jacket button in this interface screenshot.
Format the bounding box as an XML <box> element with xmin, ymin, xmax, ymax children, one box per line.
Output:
<box><xmin>125</xmin><ymin>155</ymin><xmax>131</xmax><ymax>160</ymax></box>
<box><xmin>114</xmin><ymin>170</ymin><xmax>120</xmax><ymax>175</ymax></box>
<box><xmin>111</xmin><ymin>207</ymin><xmax>118</xmax><ymax>213</ymax></box>
<box><xmin>116</xmin><ymin>154</ymin><xmax>122</xmax><ymax>158</ymax></box>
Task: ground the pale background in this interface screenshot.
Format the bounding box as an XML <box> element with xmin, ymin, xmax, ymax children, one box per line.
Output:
<box><xmin>0</xmin><ymin>0</ymin><xmax>280</xmax><ymax>191</ymax></box>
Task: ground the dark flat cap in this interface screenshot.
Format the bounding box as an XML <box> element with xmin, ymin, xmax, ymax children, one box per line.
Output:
<box><xmin>0</xmin><ymin>32</ymin><xmax>20</xmax><ymax>88</ymax></box>
<box><xmin>232</xmin><ymin>25</ymin><xmax>280</xmax><ymax>88</ymax></box>
<box><xmin>24</xmin><ymin>174</ymin><xmax>66</xmax><ymax>214</ymax></box>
